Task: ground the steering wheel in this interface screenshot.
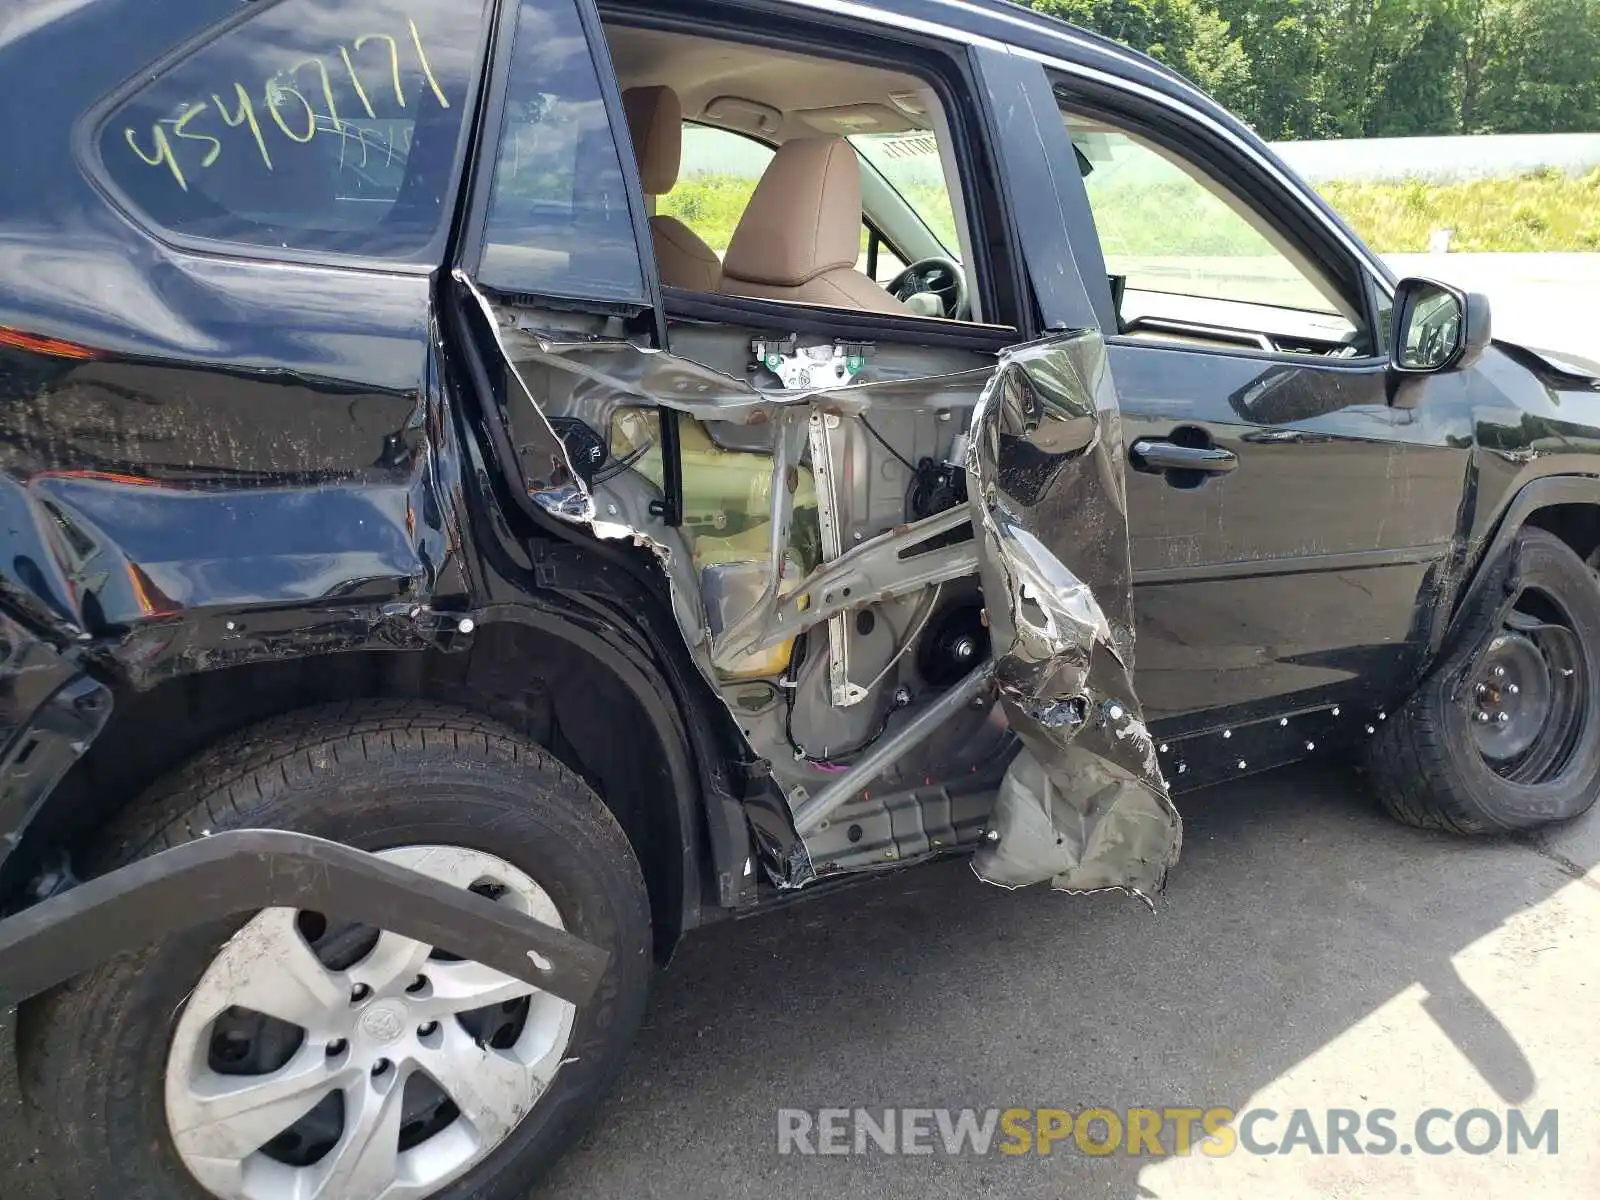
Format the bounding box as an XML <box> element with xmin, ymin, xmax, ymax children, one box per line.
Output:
<box><xmin>1416</xmin><ymin>308</ymin><xmax>1461</xmax><ymax>368</ymax></box>
<box><xmin>886</xmin><ymin>256</ymin><xmax>970</xmax><ymax>321</ymax></box>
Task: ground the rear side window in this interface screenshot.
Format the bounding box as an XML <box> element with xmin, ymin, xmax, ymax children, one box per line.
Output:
<box><xmin>97</xmin><ymin>0</ymin><xmax>489</xmax><ymax>260</ymax></box>
<box><xmin>475</xmin><ymin>0</ymin><xmax>647</xmax><ymax>304</ymax></box>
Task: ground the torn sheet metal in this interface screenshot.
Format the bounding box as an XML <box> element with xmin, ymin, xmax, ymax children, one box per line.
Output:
<box><xmin>462</xmin><ymin>275</ymin><xmax>1175</xmax><ymax>897</ymax></box>
<box><xmin>460</xmin><ymin>272</ymin><xmax>719</xmax><ymax>658</ymax></box>
<box><xmin>490</xmin><ymin>310</ymin><xmax>995</xmax><ymax>431</ymax></box>
<box><xmin>966</xmin><ymin>331</ymin><xmax>1181</xmax><ymax>899</ymax></box>
<box><xmin>457</xmin><ymin>272</ymin><xmax>597</xmax><ymax>525</ymax></box>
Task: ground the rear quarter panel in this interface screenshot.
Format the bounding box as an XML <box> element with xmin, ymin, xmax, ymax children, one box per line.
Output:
<box><xmin>0</xmin><ymin>0</ymin><xmax>469</xmax><ymax>665</ymax></box>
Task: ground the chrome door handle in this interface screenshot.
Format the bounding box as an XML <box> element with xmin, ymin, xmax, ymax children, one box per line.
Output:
<box><xmin>1129</xmin><ymin>439</ymin><xmax>1238</xmax><ymax>475</ymax></box>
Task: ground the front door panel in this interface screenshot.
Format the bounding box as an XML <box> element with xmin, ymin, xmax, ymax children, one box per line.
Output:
<box><xmin>1026</xmin><ymin>84</ymin><xmax>1474</xmax><ymax>732</ymax></box>
<box><xmin>1112</xmin><ymin>344</ymin><xmax>1469</xmax><ymax>724</ymax></box>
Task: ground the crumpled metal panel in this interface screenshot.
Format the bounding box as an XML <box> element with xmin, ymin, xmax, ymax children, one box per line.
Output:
<box><xmin>966</xmin><ymin>331</ymin><xmax>1181</xmax><ymax>899</ymax></box>
<box><xmin>467</xmin><ymin>269</ymin><xmax>1177</xmax><ymax>896</ymax></box>
<box><xmin>458</xmin><ymin>272</ymin><xmax>597</xmax><ymax>525</ymax></box>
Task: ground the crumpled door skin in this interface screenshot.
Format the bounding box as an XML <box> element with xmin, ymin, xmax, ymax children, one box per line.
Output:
<box><xmin>966</xmin><ymin>331</ymin><xmax>1181</xmax><ymax>900</ymax></box>
<box><xmin>466</xmin><ymin>268</ymin><xmax>1177</xmax><ymax>893</ymax></box>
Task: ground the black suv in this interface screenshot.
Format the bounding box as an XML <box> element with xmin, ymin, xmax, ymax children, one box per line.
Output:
<box><xmin>2</xmin><ymin>0</ymin><xmax>1598</xmax><ymax>1196</ymax></box>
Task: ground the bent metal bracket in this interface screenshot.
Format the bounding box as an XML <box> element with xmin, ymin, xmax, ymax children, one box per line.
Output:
<box><xmin>458</xmin><ymin>272</ymin><xmax>1180</xmax><ymax>902</ymax></box>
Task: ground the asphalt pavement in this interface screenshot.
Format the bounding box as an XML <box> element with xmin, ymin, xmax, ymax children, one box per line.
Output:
<box><xmin>7</xmin><ymin>763</ymin><xmax>1593</xmax><ymax>1198</ymax></box>
<box><xmin>530</xmin><ymin>762</ymin><xmax>1599</xmax><ymax>1200</ymax></box>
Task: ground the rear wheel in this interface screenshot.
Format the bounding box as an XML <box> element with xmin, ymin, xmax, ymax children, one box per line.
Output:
<box><xmin>1367</xmin><ymin>529</ymin><xmax>1600</xmax><ymax>833</ymax></box>
<box><xmin>20</xmin><ymin>701</ymin><xmax>651</xmax><ymax>1200</ymax></box>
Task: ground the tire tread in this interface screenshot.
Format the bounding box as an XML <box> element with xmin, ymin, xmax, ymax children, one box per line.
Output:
<box><xmin>19</xmin><ymin>699</ymin><xmax>650</xmax><ymax>1200</ymax></box>
<box><xmin>94</xmin><ymin>701</ymin><xmax>579</xmax><ymax>871</ymax></box>
<box><xmin>1364</xmin><ymin>528</ymin><xmax>1600</xmax><ymax>834</ymax></box>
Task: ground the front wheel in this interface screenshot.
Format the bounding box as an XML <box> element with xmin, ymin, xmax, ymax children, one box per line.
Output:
<box><xmin>20</xmin><ymin>701</ymin><xmax>652</xmax><ymax>1200</ymax></box>
<box><xmin>1366</xmin><ymin>529</ymin><xmax>1600</xmax><ymax>833</ymax></box>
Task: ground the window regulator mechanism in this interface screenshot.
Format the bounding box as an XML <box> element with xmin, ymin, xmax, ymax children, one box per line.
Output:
<box><xmin>751</xmin><ymin>336</ymin><xmax>870</xmax><ymax>391</ymax></box>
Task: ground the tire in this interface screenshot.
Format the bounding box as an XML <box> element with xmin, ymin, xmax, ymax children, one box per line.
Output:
<box><xmin>18</xmin><ymin>700</ymin><xmax>652</xmax><ymax>1200</ymax></box>
<box><xmin>1366</xmin><ymin>528</ymin><xmax>1600</xmax><ymax>833</ymax></box>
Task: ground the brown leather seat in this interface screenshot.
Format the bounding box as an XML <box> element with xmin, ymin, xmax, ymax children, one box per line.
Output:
<box><xmin>621</xmin><ymin>86</ymin><xmax>723</xmax><ymax>293</ymax></box>
<box><xmin>719</xmin><ymin>137</ymin><xmax>909</xmax><ymax>314</ymax></box>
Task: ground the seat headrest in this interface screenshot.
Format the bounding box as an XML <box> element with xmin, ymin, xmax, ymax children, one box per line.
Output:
<box><xmin>722</xmin><ymin>137</ymin><xmax>863</xmax><ymax>287</ymax></box>
<box><xmin>622</xmin><ymin>85</ymin><xmax>682</xmax><ymax>195</ymax></box>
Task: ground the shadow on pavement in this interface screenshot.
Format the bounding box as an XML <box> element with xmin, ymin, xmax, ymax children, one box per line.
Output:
<box><xmin>533</xmin><ymin>761</ymin><xmax>1599</xmax><ymax>1200</ymax></box>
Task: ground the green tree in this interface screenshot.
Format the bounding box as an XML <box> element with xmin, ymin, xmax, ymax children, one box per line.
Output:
<box><xmin>1188</xmin><ymin>6</ymin><xmax>1256</xmax><ymax>111</ymax></box>
<box><xmin>1470</xmin><ymin>0</ymin><xmax>1600</xmax><ymax>132</ymax></box>
<box><xmin>1023</xmin><ymin>0</ymin><xmax>1600</xmax><ymax>136</ymax></box>
<box><xmin>1311</xmin><ymin>0</ymin><xmax>1467</xmax><ymax>137</ymax></box>
<box><xmin>1029</xmin><ymin>0</ymin><xmax>1254</xmax><ymax>112</ymax></box>
<box><xmin>1365</xmin><ymin>0</ymin><xmax>1469</xmax><ymax>135</ymax></box>
<box><xmin>1208</xmin><ymin>0</ymin><xmax>1335</xmax><ymax>135</ymax></box>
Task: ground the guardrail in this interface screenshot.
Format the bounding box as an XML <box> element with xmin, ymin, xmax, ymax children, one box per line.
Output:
<box><xmin>1273</xmin><ymin>133</ymin><xmax>1600</xmax><ymax>184</ymax></box>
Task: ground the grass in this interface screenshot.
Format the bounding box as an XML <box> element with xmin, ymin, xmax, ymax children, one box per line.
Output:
<box><xmin>1315</xmin><ymin>168</ymin><xmax>1600</xmax><ymax>253</ymax></box>
<box><xmin>661</xmin><ymin>167</ymin><xmax>1600</xmax><ymax>259</ymax></box>
<box><xmin>657</xmin><ymin>176</ymin><xmax>756</xmax><ymax>253</ymax></box>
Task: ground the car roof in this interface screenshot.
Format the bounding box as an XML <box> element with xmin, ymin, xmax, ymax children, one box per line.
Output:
<box><xmin>770</xmin><ymin>0</ymin><xmax>1258</xmax><ymax>163</ymax></box>
<box><xmin>806</xmin><ymin>0</ymin><xmax>1201</xmax><ymax>95</ymax></box>
<box><xmin>931</xmin><ymin>0</ymin><xmax>1189</xmax><ymax>72</ymax></box>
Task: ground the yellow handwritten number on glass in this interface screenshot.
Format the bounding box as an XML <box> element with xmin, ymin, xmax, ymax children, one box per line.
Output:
<box><xmin>128</xmin><ymin>22</ymin><xmax>446</xmax><ymax>187</ymax></box>
<box><xmin>409</xmin><ymin>18</ymin><xmax>449</xmax><ymax>108</ymax></box>
<box><xmin>212</xmin><ymin>83</ymin><xmax>273</xmax><ymax>170</ymax></box>
<box><xmin>124</xmin><ymin>125</ymin><xmax>186</xmax><ymax>191</ymax></box>
<box><xmin>290</xmin><ymin>57</ymin><xmax>341</xmax><ymax>132</ymax></box>
<box><xmin>172</xmin><ymin>102</ymin><xmax>222</xmax><ymax>167</ymax></box>
<box><xmin>266</xmin><ymin>77</ymin><xmax>316</xmax><ymax>143</ymax></box>
<box><xmin>353</xmin><ymin>33</ymin><xmax>404</xmax><ymax>109</ymax></box>
<box><xmin>339</xmin><ymin>45</ymin><xmax>378</xmax><ymax>119</ymax></box>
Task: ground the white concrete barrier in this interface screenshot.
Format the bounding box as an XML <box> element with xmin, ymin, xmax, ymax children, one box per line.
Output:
<box><xmin>1275</xmin><ymin>134</ymin><xmax>1600</xmax><ymax>183</ymax></box>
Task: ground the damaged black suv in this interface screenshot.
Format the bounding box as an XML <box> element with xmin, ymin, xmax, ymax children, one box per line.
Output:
<box><xmin>3</xmin><ymin>0</ymin><xmax>1599</xmax><ymax>1196</ymax></box>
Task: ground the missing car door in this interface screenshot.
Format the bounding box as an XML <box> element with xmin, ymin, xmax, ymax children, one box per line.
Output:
<box><xmin>456</xmin><ymin>0</ymin><xmax>1178</xmax><ymax>900</ymax></box>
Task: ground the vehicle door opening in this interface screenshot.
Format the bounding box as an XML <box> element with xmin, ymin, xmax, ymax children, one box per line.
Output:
<box><xmin>458</xmin><ymin>5</ymin><xmax>1179</xmax><ymax>900</ymax></box>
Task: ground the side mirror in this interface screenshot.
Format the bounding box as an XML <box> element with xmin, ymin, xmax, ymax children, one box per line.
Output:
<box><xmin>1390</xmin><ymin>277</ymin><xmax>1491</xmax><ymax>374</ymax></box>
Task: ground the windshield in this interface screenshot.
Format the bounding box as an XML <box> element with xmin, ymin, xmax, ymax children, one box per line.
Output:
<box><xmin>849</xmin><ymin>132</ymin><xmax>959</xmax><ymax>256</ymax></box>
